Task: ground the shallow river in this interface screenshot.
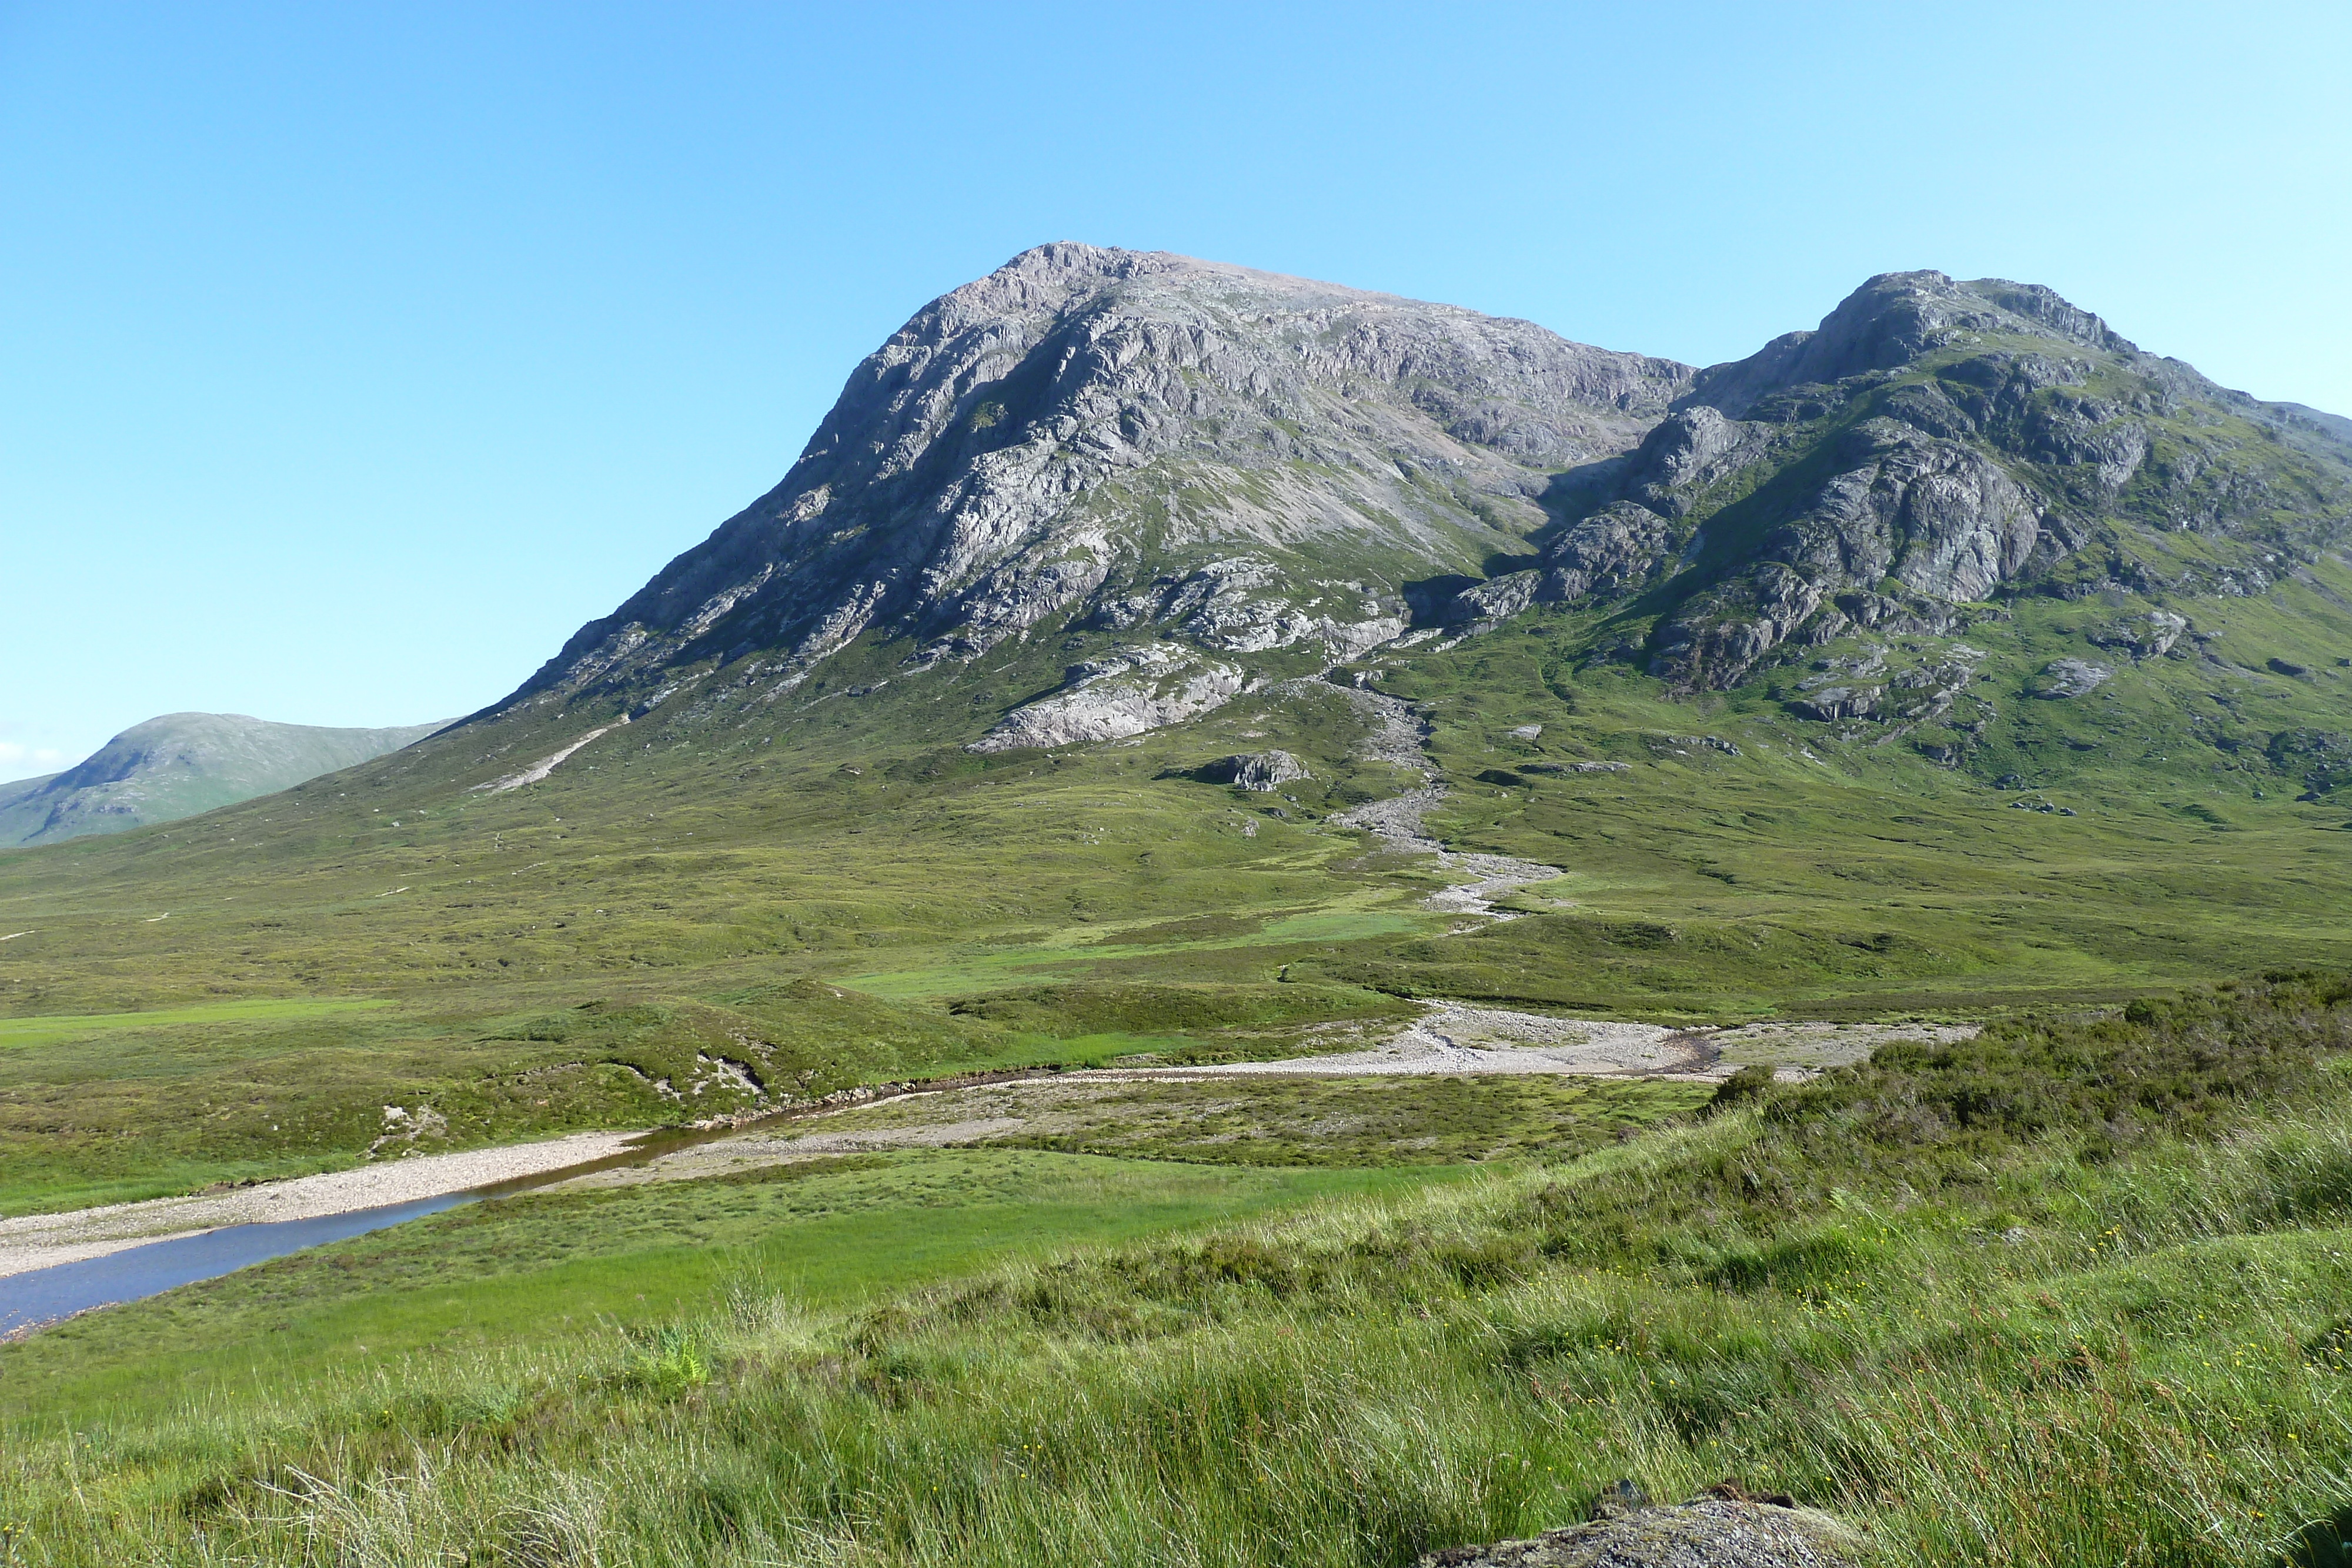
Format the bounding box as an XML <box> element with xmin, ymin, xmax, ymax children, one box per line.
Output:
<box><xmin>0</xmin><ymin>1078</ymin><xmax>1051</xmax><ymax>1336</ymax></box>
<box><xmin>0</xmin><ymin>1116</ymin><xmax>773</xmax><ymax>1336</ymax></box>
<box><xmin>0</xmin><ymin>1192</ymin><xmax>475</xmax><ymax>1335</ymax></box>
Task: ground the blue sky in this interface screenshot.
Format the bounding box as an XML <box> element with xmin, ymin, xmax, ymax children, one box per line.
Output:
<box><xmin>3</xmin><ymin>1</ymin><xmax>2347</xmax><ymax>780</ymax></box>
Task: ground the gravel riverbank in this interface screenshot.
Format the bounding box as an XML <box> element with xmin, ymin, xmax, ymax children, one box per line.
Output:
<box><xmin>0</xmin><ymin>1129</ymin><xmax>636</xmax><ymax>1279</ymax></box>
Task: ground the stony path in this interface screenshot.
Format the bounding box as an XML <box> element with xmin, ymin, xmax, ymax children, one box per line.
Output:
<box><xmin>1317</xmin><ymin>683</ymin><xmax>1566</xmax><ymax>919</ymax></box>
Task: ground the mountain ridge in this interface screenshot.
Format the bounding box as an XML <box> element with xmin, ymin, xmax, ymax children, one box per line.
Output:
<box><xmin>2</xmin><ymin>249</ymin><xmax>2348</xmax><ymax>1243</ymax></box>
<box><xmin>467</xmin><ymin>250</ymin><xmax>2349</xmax><ymax>759</ymax></box>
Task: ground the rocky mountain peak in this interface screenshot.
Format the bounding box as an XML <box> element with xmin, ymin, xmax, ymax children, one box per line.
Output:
<box><xmin>476</xmin><ymin>249</ymin><xmax>2347</xmax><ymax>755</ymax></box>
<box><xmin>1685</xmin><ymin>270</ymin><xmax>2133</xmax><ymax>419</ymax></box>
<box><xmin>502</xmin><ymin>244</ymin><xmax>1694</xmax><ymax>735</ymax></box>
<box><xmin>1529</xmin><ymin>273</ymin><xmax>2351</xmax><ymax>695</ymax></box>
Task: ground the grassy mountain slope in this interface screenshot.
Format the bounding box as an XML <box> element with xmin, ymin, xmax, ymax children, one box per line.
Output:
<box><xmin>2</xmin><ymin>574</ymin><xmax>2348</xmax><ymax>1211</ymax></box>
<box><xmin>0</xmin><ymin>712</ymin><xmax>445</xmax><ymax>848</ymax></box>
<box><xmin>4</xmin><ymin>258</ymin><xmax>2352</xmax><ymax>1564</ymax></box>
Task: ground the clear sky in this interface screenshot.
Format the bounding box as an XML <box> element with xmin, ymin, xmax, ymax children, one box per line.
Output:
<box><xmin>3</xmin><ymin>1</ymin><xmax>2347</xmax><ymax>781</ymax></box>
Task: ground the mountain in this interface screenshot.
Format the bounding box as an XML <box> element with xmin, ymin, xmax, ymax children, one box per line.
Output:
<box><xmin>1525</xmin><ymin>270</ymin><xmax>2352</xmax><ymax>697</ymax></box>
<box><xmin>0</xmin><ymin>713</ymin><xmax>446</xmax><ymax>847</ymax></box>
<box><xmin>502</xmin><ymin>242</ymin><xmax>1695</xmax><ymax>747</ymax></box>
<box><xmin>6</xmin><ymin>250</ymin><xmax>2351</xmax><ymax>1568</ymax></box>
<box><xmin>481</xmin><ymin>248</ymin><xmax>2350</xmax><ymax>763</ymax></box>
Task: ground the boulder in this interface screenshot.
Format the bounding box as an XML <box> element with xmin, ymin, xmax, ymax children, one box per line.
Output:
<box><xmin>2089</xmin><ymin>609</ymin><xmax>2188</xmax><ymax>659</ymax></box>
<box><xmin>1420</xmin><ymin>1480</ymin><xmax>1863</xmax><ymax>1568</ymax></box>
<box><xmin>2029</xmin><ymin>658</ymin><xmax>2112</xmax><ymax>698</ymax></box>
<box><xmin>1203</xmin><ymin>750</ymin><xmax>1310</xmax><ymax>792</ymax></box>
<box><xmin>1438</xmin><ymin>570</ymin><xmax>1544</xmax><ymax>627</ymax></box>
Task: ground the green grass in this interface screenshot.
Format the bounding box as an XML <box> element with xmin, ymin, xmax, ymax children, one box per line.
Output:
<box><xmin>2</xmin><ymin>280</ymin><xmax>2348</xmax><ymax>1560</ymax></box>
<box><xmin>1</xmin><ymin>550</ymin><xmax>2348</xmax><ymax>1206</ymax></box>
<box><xmin>0</xmin><ymin>996</ymin><xmax>390</xmax><ymax>1049</ymax></box>
<box><xmin>6</xmin><ymin>975</ymin><xmax>2352</xmax><ymax>1565</ymax></box>
<box><xmin>2</xmin><ymin>1152</ymin><xmax>1460</xmax><ymax>1425</ymax></box>
<box><xmin>965</xmin><ymin>1074</ymin><xmax>1708</xmax><ymax>1166</ymax></box>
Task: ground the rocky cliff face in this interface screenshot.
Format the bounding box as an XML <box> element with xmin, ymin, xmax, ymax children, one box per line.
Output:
<box><xmin>500</xmin><ymin>244</ymin><xmax>1692</xmax><ymax>731</ymax></box>
<box><xmin>490</xmin><ymin>253</ymin><xmax>2349</xmax><ymax>750</ymax></box>
<box><xmin>1525</xmin><ymin>270</ymin><xmax>2352</xmax><ymax>690</ymax></box>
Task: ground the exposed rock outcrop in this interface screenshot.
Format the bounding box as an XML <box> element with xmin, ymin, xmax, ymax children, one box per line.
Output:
<box><xmin>1582</xmin><ymin>269</ymin><xmax>2352</xmax><ymax>690</ymax></box>
<box><xmin>1436</xmin><ymin>570</ymin><xmax>1544</xmax><ymax>628</ymax></box>
<box><xmin>1202</xmin><ymin>750</ymin><xmax>1311</xmax><ymax>791</ymax></box>
<box><xmin>971</xmin><ymin>646</ymin><xmax>1247</xmax><ymax>751</ymax></box>
<box><xmin>1421</xmin><ymin>1480</ymin><xmax>1863</xmax><ymax>1568</ymax></box>
<box><xmin>1539</xmin><ymin>502</ymin><xmax>1682</xmax><ymax>606</ymax></box>
<box><xmin>2029</xmin><ymin>658</ymin><xmax>2113</xmax><ymax>698</ymax></box>
<box><xmin>467</xmin><ymin>252</ymin><xmax>2348</xmax><ymax>751</ymax></box>
<box><xmin>2090</xmin><ymin>608</ymin><xmax>2189</xmax><ymax>659</ymax></box>
<box><xmin>499</xmin><ymin>243</ymin><xmax>1693</xmax><ymax>726</ymax></box>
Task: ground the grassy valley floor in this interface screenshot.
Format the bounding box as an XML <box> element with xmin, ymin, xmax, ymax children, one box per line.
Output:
<box><xmin>4</xmin><ymin>974</ymin><xmax>2352</xmax><ymax>1565</ymax></box>
<box><xmin>1</xmin><ymin>557</ymin><xmax>2350</xmax><ymax>1564</ymax></box>
<box><xmin>4</xmin><ymin>627</ymin><xmax>2348</xmax><ymax>1213</ymax></box>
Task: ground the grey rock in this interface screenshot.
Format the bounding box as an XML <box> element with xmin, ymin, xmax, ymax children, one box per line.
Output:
<box><xmin>1645</xmin><ymin>734</ymin><xmax>1742</xmax><ymax>758</ymax></box>
<box><xmin>2030</xmin><ymin>658</ymin><xmax>2113</xmax><ymax>698</ymax></box>
<box><xmin>497</xmin><ymin>243</ymin><xmax>1693</xmax><ymax>728</ymax></box>
<box><xmin>1437</xmin><ymin>570</ymin><xmax>1543</xmax><ymax>627</ymax></box>
<box><xmin>1588</xmin><ymin>1479</ymin><xmax>1650</xmax><ymax>1520</ymax></box>
<box><xmin>467</xmin><ymin>250</ymin><xmax>2352</xmax><ymax>748</ymax></box>
<box><xmin>1508</xmin><ymin>724</ymin><xmax>1544</xmax><ymax>740</ymax></box>
<box><xmin>1648</xmin><ymin>562</ymin><xmax>1828</xmax><ymax>690</ymax></box>
<box><xmin>971</xmin><ymin>646</ymin><xmax>1246</xmax><ymax>751</ymax></box>
<box><xmin>1788</xmin><ymin>686</ymin><xmax>1883</xmax><ymax>722</ymax></box>
<box><xmin>1651</xmin><ymin>419</ymin><xmax>2046</xmax><ymax>687</ymax></box>
<box><xmin>1687</xmin><ymin>271</ymin><xmax>2122</xmax><ymax>420</ymax></box>
<box><xmin>2089</xmin><ymin>609</ymin><xmax>2189</xmax><ymax>659</ymax></box>
<box><xmin>1603</xmin><ymin>269</ymin><xmax>2351</xmax><ymax>690</ymax></box>
<box><xmin>2267</xmin><ymin>729</ymin><xmax>2352</xmax><ymax>795</ymax></box>
<box><xmin>1203</xmin><ymin>750</ymin><xmax>1310</xmax><ymax>791</ymax></box>
<box><xmin>1876</xmin><ymin>379</ymin><xmax>1977</xmax><ymax>439</ymax></box>
<box><xmin>2022</xmin><ymin>397</ymin><xmax>2150</xmax><ymax>496</ymax></box>
<box><xmin>1541</xmin><ymin>502</ymin><xmax>1681</xmax><ymax>606</ymax></box>
<box><xmin>1786</xmin><ymin>642</ymin><xmax>1982</xmax><ymax>727</ymax></box>
<box><xmin>1621</xmin><ymin>407</ymin><xmax>1767</xmax><ymax>515</ymax></box>
<box><xmin>1421</xmin><ymin>1485</ymin><xmax>1863</xmax><ymax>1568</ymax></box>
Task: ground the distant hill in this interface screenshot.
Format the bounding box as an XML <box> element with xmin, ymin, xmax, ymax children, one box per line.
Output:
<box><xmin>0</xmin><ymin>714</ymin><xmax>445</xmax><ymax>847</ymax></box>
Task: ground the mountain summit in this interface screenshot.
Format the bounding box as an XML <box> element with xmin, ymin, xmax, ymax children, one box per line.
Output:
<box><xmin>5</xmin><ymin>249</ymin><xmax>2350</xmax><ymax>1250</ymax></box>
<box><xmin>486</xmin><ymin>249</ymin><xmax>2350</xmax><ymax>754</ymax></box>
<box><xmin>504</xmin><ymin>243</ymin><xmax>1693</xmax><ymax>743</ymax></box>
<box><xmin>1555</xmin><ymin>269</ymin><xmax>2352</xmax><ymax>690</ymax></box>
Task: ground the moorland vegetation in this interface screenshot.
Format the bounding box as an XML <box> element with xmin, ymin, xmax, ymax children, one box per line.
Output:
<box><xmin>6</xmin><ymin>974</ymin><xmax>2352</xmax><ymax>1565</ymax></box>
